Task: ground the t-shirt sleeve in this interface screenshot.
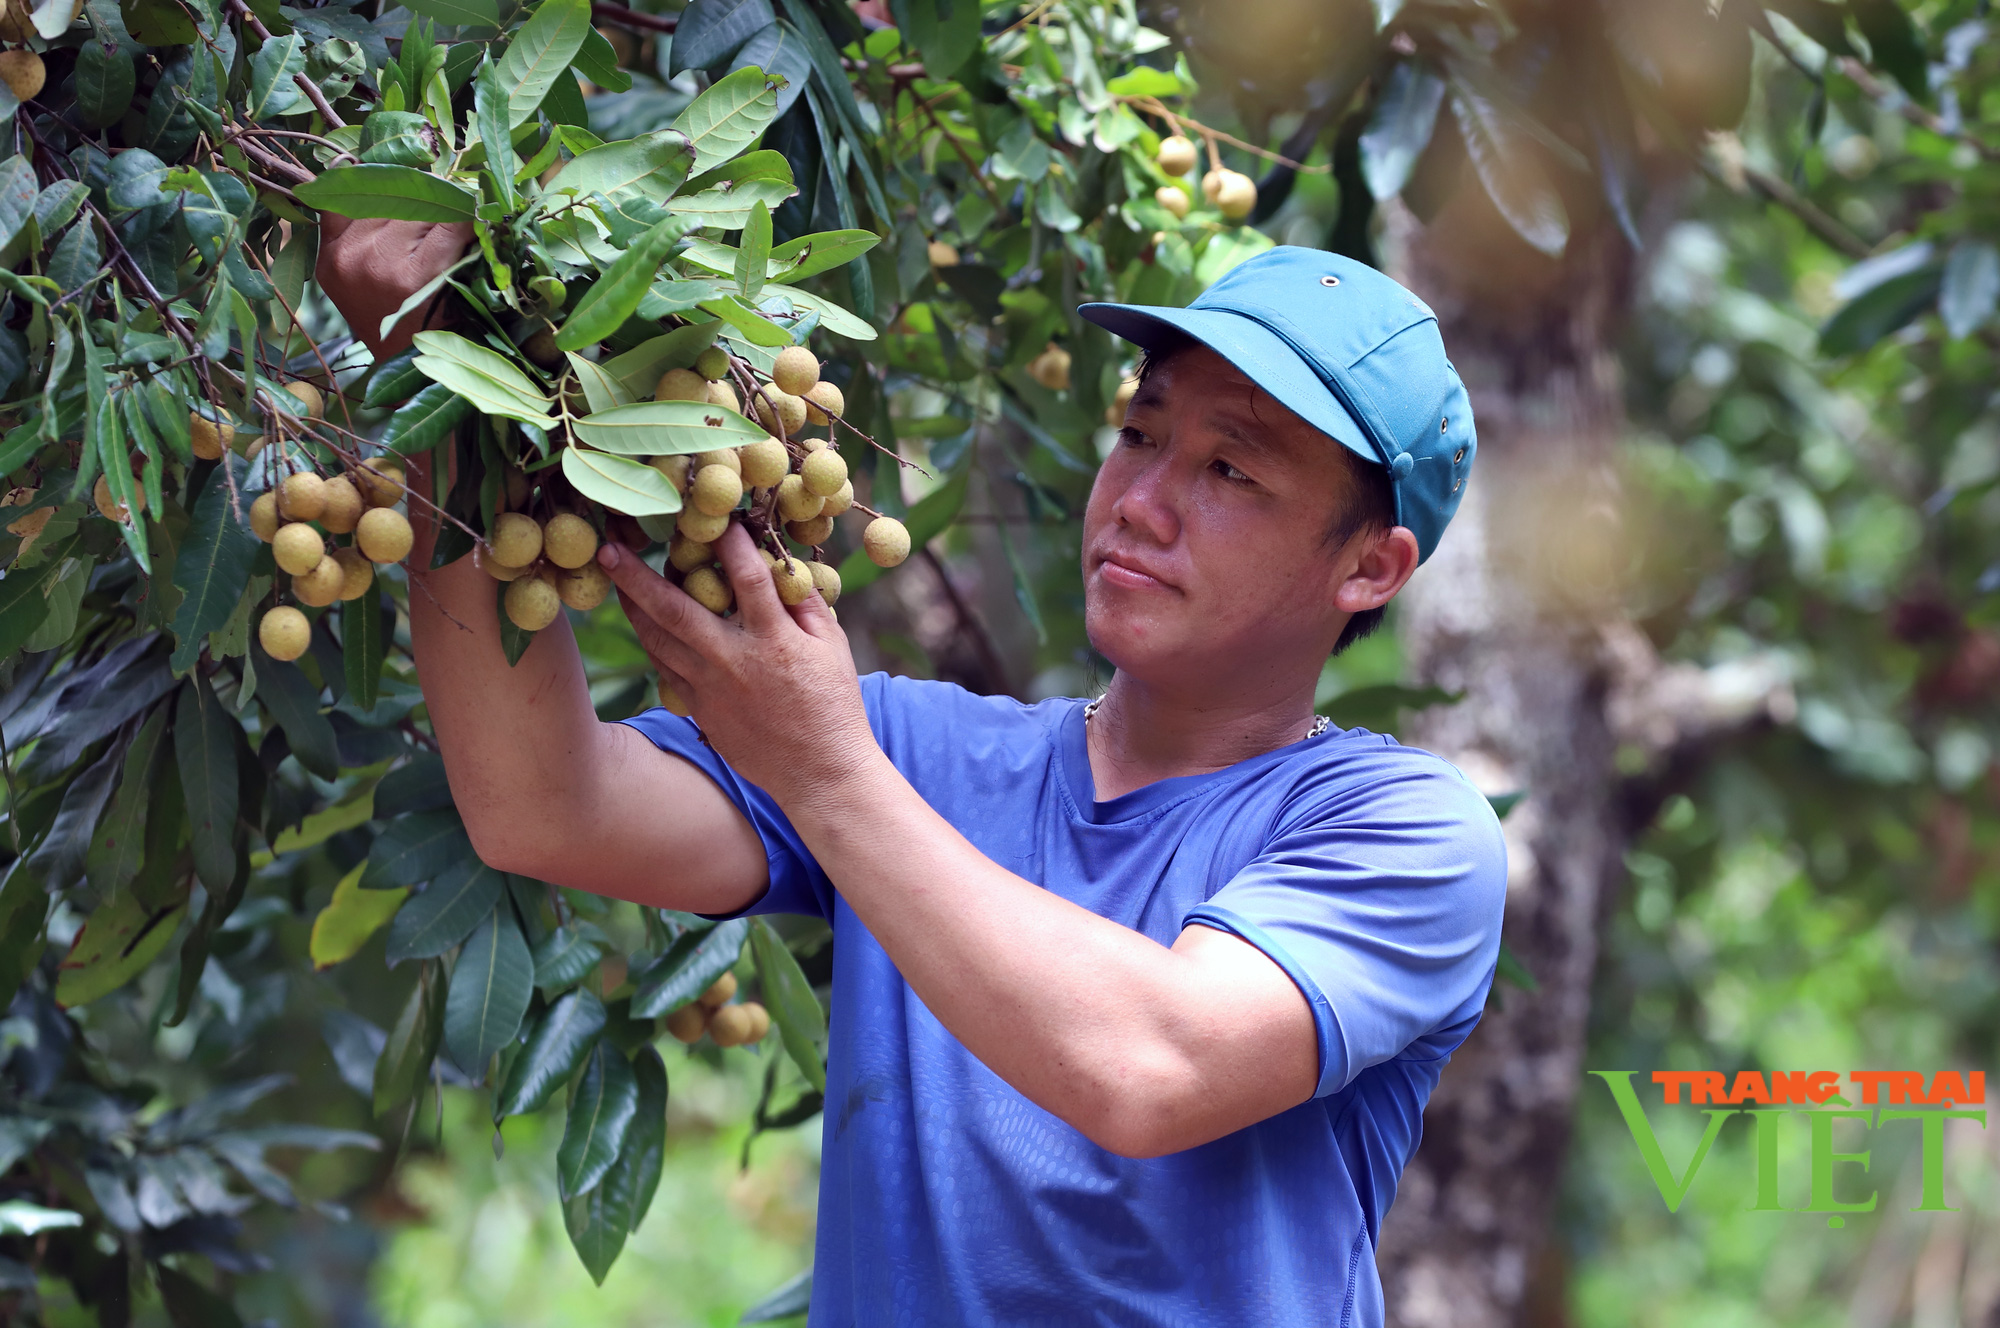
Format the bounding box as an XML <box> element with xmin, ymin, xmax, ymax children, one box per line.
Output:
<box><xmin>617</xmin><ymin>707</ymin><xmax>836</xmax><ymax>921</ymax></box>
<box><xmin>1183</xmin><ymin>756</ymin><xmax>1507</xmax><ymax>1099</ymax></box>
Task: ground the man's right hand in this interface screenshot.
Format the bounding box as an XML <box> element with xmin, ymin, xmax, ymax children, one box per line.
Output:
<box><xmin>315</xmin><ymin>216</ymin><xmax>474</xmax><ymax>359</ymax></box>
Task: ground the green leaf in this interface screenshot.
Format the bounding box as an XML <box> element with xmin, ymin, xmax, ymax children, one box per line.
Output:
<box><xmin>0</xmin><ymin>863</ymin><xmax>48</xmax><ymax>999</ymax></box>
<box><xmin>384</xmin><ymin>857</ymin><xmax>505</xmax><ymax>963</ymax></box>
<box><xmin>1848</xmin><ymin>0</ymin><xmax>1927</xmax><ymax>101</ymax></box>
<box><xmin>245</xmin><ymin>30</ymin><xmax>306</xmax><ymax>118</ymax></box>
<box><xmin>399</xmin><ymin>0</ymin><xmax>498</xmax><ymax>27</ymax></box>
<box><xmin>255</xmin><ymin>648</ymin><xmax>339</xmax><ymax>781</ymax></box>
<box><xmin>498</xmin><ymin>0</ymin><xmax>594</xmax><ymax>127</ymax></box>
<box><xmin>569</xmin><ymin>400</ymin><xmax>764</xmax><ymax>457</ymax></box>
<box><xmin>444</xmin><ymin>903</ymin><xmax>533</xmax><ymax>1076</ymax></box>
<box><xmin>1819</xmin><ymin>265</ymin><xmax>1943</xmax><ymax>356</ymax></box>
<box><xmin>562</xmin><ymin>1042</ymin><xmax>666</xmax><ymax>1283</ymax></box>
<box><xmin>554</xmin><ymin>214</ymin><xmax>695</xmax><ymax>352</ymax></box>
<box><xmin>681</xmin><ymin>148</ymin><xmax>794</xmax><ymax>195</ymax></box>
<box><xmin>699</xmin><ymin>292</ymin><xmax>792</xmax><ymax>346</ymax></box>
<box><xmin>564</xmin><ymin>352</ymin><xmax>636</xmax><ymax>414</ymax></box>
<box><xmin>750</xmin><ymin>918</ymin><xmax>825</xmax><ymax>1094</ymax></box>
<box><xmin>374</xmin><ymin>961</ymin><xmax>447</xmax><ymax>1114</ymax></box>
<box><xmin>75</xmin><ymin>40</ymin><xmax>137</xmax><ymax>130</ymax></box>
<box><xmin>888</xmin><ymin>0</ymin><xmax>978</xmax><ymax>79</ymax></box>
<box><xmin>84</xmin><ymin>704</ymin><xmax>167</xmax><ymax>900</ymax></box>
<box><xmin>474</xmin><ymin>57</ymin><xmax>519</xmax><ymax>212</ymax></box>
<box><xmin>545</xmin><ymin>129</ymin><xmax>694</xmax><ymax>205</ymax></box>
<box><xmin>381</xmin><ymin>379</ymin><xmax>475</xmax><ymax>453</ymax></box>
<box><xmin>0</xmin><ymin>157</ymin><xmax>35</xmax><ymax>258</ymax></box>
<box><xmin>666</xmin><ymin>177</ymin><xmax>796</xmax><ymax>230</ymax></box>
<box><xmin>54</xmin><ymin>889</ymin><xmax>186</xmax><ymax>1008</ymax></box>
<box><xmin>532</xmin><ymin>920</ymin><xmax>608</xmax><ymax>989</ymax></box>
<box><xmin>1445</xmin><ymin>77</ymin><xmax>1567</xmax><ymax>258</ymax></box>
<box><xmin>309</xmin><ymin>864</ymin><xmax>407</xmax><ymax>969</ymax></box>
<box><xmin>559</xmin><ymin>447</ymin><xmax>685</xmax><ymax>517</ymax></box>
<box><xmin>736</xmin><ymin>200</ymin><xmax>772</xmax><ymax>301</ymax></box>
<box><xmin>174</xmin><ymin>675</ymin><xmax>240</xmax><ymax>895</ymax></box>
<box><xmin>629</xmin><ymin>917</ymin><xmax>749</xmax><ymax>1017</ymax></box>
<box><xmin>840</xmin><ymin>469</ymin><xmax>965</xmax><ymax>592</ymax></box>
<box><xmin>119</xmin><ymin>0</ymin><xmax>197</xmax><ymax>45</ymax></box>
<box><xmin>295</xmin><ymin>165</ymin><xmax>479</xmax><ymax>224</ymax></box>
<box><xmin>740</xmin><ymin>1268</ymin><xmax>813</xmax><ymax>1323</ymax></box>
<box><xmin>497</xmin><ymin>578</ymin><xmax>535</xmax><ymax>666</ymax></box>
<box><xmin>343</xmin><ymin>580</ymin><xmax>386</xmax><ymax>711</ymax></box>
<box><xmin>495</xmin><ymin>986</ymin><xmax>606</xmax><ymax>1118</ymax></box>
<box><xmin>1105</xmin><ymin>66</ymin><xmax>1190</xmax><ymax>98</ymax></box>
<box><xmin>769</xmin><ymin>228</ymin><xmax>878</xmax><ymax>284</ymax></box>
<box><xmin>573</xmin><ymin>24</ymin><xmax>632</xmax><ymax>93</ymax></box>
<box><xmin>367</xmin><ymin>809</ymin><xmax>475</xmax><ymax>889</ymax></box>
<box><xmin>411</xmin><ymin>330</ymin><xmax>553</xmax><ymax>426</ymax></box>
<box><xmin>728</xmin><ymin>20</ymin><xmax>812</xmax><ymax>118</ymax></box>
<box><xmin>599</xmin><ymin>323</ymin><xmax>722</xmax><ymax>398</ymax></box>
<box><xmin>364</xmin><ymin>346</ymin><xmax>427</xmax><ymax>408</ymax></box>
<box><xmin>158</xmin><ymin>1266</ymin><xmax>245</xmax><ymax>1328</ymax></box>
<box><xmin>670</xmin><ymin>0</ymin><xmax>774</xmax><ymax>75</ymax></box>
<box><xmin>168</xmin><ymin>471</ymin><xmax>259</xmax><ymax>672</ymax></box>
<box><xmin>0</xmin><ymin>536</ymin><xmax>75</xmax><ymax>658</ymax></box>
<box><xmin>671</xmin><ymin>65</ymin><xmax>781</xmax><ymax>169</ymax></box>
<box><xmin>558</xmin><ymin>1040</ymin><xmax>638</xmax><ymax>1199</ymax></box>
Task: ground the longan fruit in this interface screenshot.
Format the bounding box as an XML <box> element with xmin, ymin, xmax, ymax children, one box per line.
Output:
<box><xmin>92</xmin><ymin>474</ymin><xmax>133</xmax><ymax>522</ymax></box>
<box><xmin>0</xmin><ymin>51</ymin><xmax>46</xmax><ymax>103</ymax></box>
<box><xmin>355</xmin><ymin>458</ymin><xmax>405</xmax><ymax>507</ymax></box>
<box><xmin>522</xmin><ymin>330</ymin><xmax>563</xmax><ymax>369</ymax></box>
<box><xmin>695</xmin><ymin>447</ymin><xmax>741</xmax><ymax>476</ymax></box>
<box><xmin>740</xmin><ymin>1002</ymin><xmax>771</xmax><ymax>1044</ymax></box>
<box><xmin>608</xmin><ymin>513</ymin><xmax>649</xmax><ymax>552</ymax></box>
<box><xmin>1106</xmin><ymin>377</ymin><xmax>1138</xmax><ymax>426</ymax></box>
<box><xmin>1028</xmin><ymin>344</ymin><xmax>1071</xmax><ymax>392</ymax></box>
<box><xmin>751</xmin><ymin>385</ymin><xmax>806</xmax><ymax>438</ymax></box>
<box><xmin>273</xmin><ymin>522</ymin><xmax>325</xmax><ymax>575</ymax></box>
<box><xmin>282</xmin><ymin>380</ymin><xmax>325</xmax><ymax>420</ymax></box>
<box><xmin>356</xmin><ymin>508</ymin><xmax>414</xmax><ymax>564</ymax></box>
<box><xmin>694</xmin><ymin>346</ymin><xmax>731</xmax><ymax>381</ymax></box>
<box><xmin>787</xmin><ymin>514</ymin><xmax>834</xmax><ymax>547</ymax></box>
<box><xmin>504</xmin><ymin>574</ymin><xmax>563</xmax><ymax>631</ymax></box>
<box><xmin>277</xmin><ymin>471</ymin><xmax>327</xmax><ymax>522</ymax></box>
<box><xmin>772</xmin><ymin>556</ymin><xmax>813</xmax><ymax>606</ymax></box>
<box><xmin>928</xmin><ymin>240</ymin><xmax>960</xmax><ymax>268</ymax></box>
<box><xmin>676</xmin><ymin>507</ymin><xmax>729</xmax><ymax>544</ymax></box>
<box><xmin>698</xmin><ymin>972</ymin><xmax>737</xmax><ymax>1008</ymax></box>
<box><xmin>683</xmin><ymin>566</ymin><xmax>732</xmax><ymax>615</ymax></box>
<box><xmin>650</xmin><ymin>454</ymin><xmax>692</xmax><ymax>490</ymax></box>
<box><xmin>863</xmin><ymin>516</ymin><xmax>911</xmax><ymax>568</ymax></box>
<box><xmin>665</xmin><ymin>1003</ymin><xmax>708</xmax><ymax>1044</ymax></box>
<box><xmin>250</xmin><ymin>491</ymin><xmax>280</xmax><ymax>541</ymax></box>
<box><xmin>293</xmin><ymin>554</ymin><xmax>345</xmax><ymax>607</ymax></box>
<box><xmin>708</xmin><ymin>1004</ymin><xmax>754</xmax><ymax>1047</ymax></box>
<box><xmin>821</xmin><ymin>479</ymin><xmax>854</xmax><ymax>518</ymax></box>
<box><xmin>319</xmin><ymin>476</ymin><xmax>364</xmax><ymax>533</ymax></box>
<box><xmin>189</xmin><ymin>413</ymin><xmax>233</xmax><ymax>461</ymax></box>
<box><xmin>259</xmin><ymin>606</ymin><xmax>311</xmax><ymax>661</ymax></box>
<box><xmin>1207</xmin><ymin>169</ymin><xmax>1256</xmax><ymax>220</ymax></box>
<box><xmin>691</xmin><ymin>464</ymin><xmax>743</xmax><ymax>518</ymax></box>
<box><xmin>802</xmin><ymin>380</ymin><xmax>844</xmax><ymax>427</ymax></box>
<box><xmin>542</xmin><ymin>512</ymin><xmax>598</xmax><ymax>568</ymax></box>
<box><xmin>658</xmin><ymin>674</ymin><xmax>692</xmax><ymax>716</ymax></box>
<box><xmin>809</xmin><ymin>560</ymin><xmax>841</xmax><ymax>605</ymax></box>
<box><xmin>776</xmin><ymin>474</ymin><xmax>823</xmax><ymax>524</ymax></box>
<box><xmin>333</xmin><ymin>547</ymin><xmax>374</xmax><ymax>601</ymax></box>
<box><xmin>801</xmin><ymin>448</ymin><xmax>847</xmax><ymax>498</ymax></box>
<box><xmin>668</xmin><ymin>533</ymin><xmax>712</xmax><ymax>573</ymax></box>
<box><xmin>489</xmin><ymin>511</ymin><xmax>543</xmax><ymax>567</ymax></box>
<box><xmin>556</xmin><ymin>561</ymin><xmax>612</xmax><ymax>611</ymax></box>
<box><xmin>1155</xmin><ymin>134</ymin><xmax>1196</xmax><ymax>176</ymax></box>
<box><xmin>771</xmin><ymin>346</ymin><xmax>820</xmax><ymax>396</ymax></box>
<box><xmin>1155</xmin><ymin>185</ymin><xmax>1190</xmax><ymax>220</ymax></box>
<box><xmin>739</xmin><ymin>436</ymin><xmax>789</xmax><ymax>489</ymax></box>
<box><xmin>481</xmin><ymin>550</ymin><xmax>532</xmax><ymax>581</ymax></box>
<box><xmin>706</xmin><ymin>379</ymin><xmax>740</xmax><ymax>413</ymax></box>
<box><xmin>654</xmin><ymin>367</ymin><xmax>707</xmax><ymax>402</ymax></box>
<box><xmin>504</xmin><ymin>467</ymin><xmax>532</xmax><ymax>510</ymax></box>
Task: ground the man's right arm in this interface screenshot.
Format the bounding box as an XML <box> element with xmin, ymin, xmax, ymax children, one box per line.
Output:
<box><xmin>315</xmin><ymin>216</ymin><xmax>767</xmax><ymax>914</ymax></box>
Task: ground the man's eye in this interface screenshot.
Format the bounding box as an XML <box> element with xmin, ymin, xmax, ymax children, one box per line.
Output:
<box><xmin>1213</xmin><ymin>459</ymin><xmax>1251</xmax><ymax>483</ymax></box>
<box><xmin>1118</xmin><ymin>427</ymin><xmax>1152</xmax><ymax>449</ymax></box>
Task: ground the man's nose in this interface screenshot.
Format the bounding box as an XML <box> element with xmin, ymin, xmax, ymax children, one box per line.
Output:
<box><xmin>1111</xmin><ymin>452</ymin><xmax>1184</xmax><ymax>545</ymax></box>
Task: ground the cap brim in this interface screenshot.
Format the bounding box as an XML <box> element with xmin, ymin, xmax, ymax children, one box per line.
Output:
<box><xmin>1079</xmin><ymin>302</ymin><xmax>1379</xmax><ymax>467</ymax></box>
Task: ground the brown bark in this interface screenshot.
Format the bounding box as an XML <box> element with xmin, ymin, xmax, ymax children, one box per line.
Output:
<box><xmin>1373</xmin><ymin>191</ymin><xmax>1636</xmax><ymax>1328</ymax></box>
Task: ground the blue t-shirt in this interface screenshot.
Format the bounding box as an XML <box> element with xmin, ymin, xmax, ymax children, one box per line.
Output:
<box><xmin>624</xmin><ymin>674</ymin><xmax>1506</xmax><ymax>1328</ymax></box>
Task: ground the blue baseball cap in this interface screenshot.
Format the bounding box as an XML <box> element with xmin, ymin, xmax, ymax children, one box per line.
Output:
<box><xmin>1079</xmin><ymin>245</ymin><xmax>1476</xmax><ymax>563</ymax></box>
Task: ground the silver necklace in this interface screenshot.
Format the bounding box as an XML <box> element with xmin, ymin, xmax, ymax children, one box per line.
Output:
<box><xmin>1083</xmin><ymin>697</ymin><xmax>1332</xmax><ymax>741</ymax></box>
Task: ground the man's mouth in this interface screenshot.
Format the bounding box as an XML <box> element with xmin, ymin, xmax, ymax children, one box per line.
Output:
<box><xmin>1093</xmin><ymin>549</ymin><xmax>1177</xmax><ymax>592</ymax></box>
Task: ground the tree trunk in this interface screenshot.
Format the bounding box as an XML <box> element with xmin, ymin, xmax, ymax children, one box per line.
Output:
<box><xmin>1374</xmin><ymin>196</ymin><xmax>1636</xmax><ymax>1328</ymax></box>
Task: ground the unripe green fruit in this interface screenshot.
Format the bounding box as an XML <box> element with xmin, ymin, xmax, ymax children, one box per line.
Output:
<box><xmin>319</xmin><ymin>477</ymin><xmax>364</xmax><ymax>534</ymax></box>
<box><xmin>1155</xmin><ymin>185</ymin><xmax>1190</xmax><ymax>219</ymax></box>
<box><xmin>542</xmin><ymin>512</ymin><xmax>598</xmax><ymax>568</ymax></box>
<box><xmin>259</xmin><ymin>606</ymin><xmax>311</xmax><ymax>661</ymax></box>
<box><xmin>556</xmin><ymin>561</ymin><xmax>612</xmax><ymax>611</ymax></box>
<box><xmin>357</xmin><ymin>508</ymin><xmax>415</xmax><ymax>564</ymax></box>
<box><xmin>1155</xmin><ymin>134</ymin><xmax>1196</xmax><ymax>176</ymax></box>
<box><xmin>676</xmin><ymin>507</ymin><xmax>730</xmax><ymax>544</ymax></box>
<box><xmin>803</xmin><ymin>380</ymin><xmax>844</xmax><ymax>427</ymax></box>
<box><xmin>864</xmin><ymin>516</ymin><xmax>911</xmax><ymax>568</ymax></box>
<box><xmin>505</xmin><ymin>574</ymin><xmax>564</xmax><ymax>631</ymax></box>
<box><xmin>683</xmin><ymin>566</ymin><xmax>733</xmax><ymax>615</ymax></box>
<box><xmin>668</xmin><ymin>535</ymin><xmax>713</xmax><ymax>572</ymax></box>
<box><xmin>776</xmin><ymin>474</ymin><xmax>823</xmax><ymax>523</ymax></box>
<box><xmin>273</xmin><ymin>522</ymin><xmax>325</xmax><ymax>575</ymax></box>
<box><xmin>739</xmin><ymin>437</ymin><xmax>789</xmax><ymax>489</ymax></box>
<box><xmin>250</xmin><ymin>491</ymin><xmax>281</xmax><ymax>541</ymax></box>
<box><xmin>787</xmin><ymin>514</ymin><xmax>834</xmax><ymax>547</ymax></box>
<box><xmin>821</xmin><ymin>479</ymin><xmax>854</xmax><ymax>518</ymax></box>
<box><xmin>489</xmin><ymin>511</ymin><xmax>543</xmax><ymax>567</ymax></box>
<box><xmin>334</xmin><ymin>548</ymin><xmax>374</xmax><ymax>601</ymax></box>
<box><xmin>773</xmin><ymin>556</ymin><xmax>813</xmax><ymax>606</ymax></box>
<box><xmin>278</xmin><ymin>471</ymin><xmax>327</xmax><ymax>522</ymax></box>
<box><xmin>809</xmin><ymin>560</ymin><xmax>841</xmax><ymax>605</ymax></box>
<box><xmin>665</xmin><ymin>1003</ymin><xmax>707</xmax><ymax>1043</ymax></box>
<box><xmin>801</xmin><ymin>447</ymin><xmax>848</xmax><ymax>498</ymax></box>
<box><xmin>771</xmin><ymin>346</ymin><xmax>820</xmax><ymax>396</ymax></box>
<box><xmin>654</xmin><ymin>368</ymin><xmax>708</xmax><ymax>402</ymax></box>
<box><xmin>293</xmin><ymin>555</ymin><xmax>345</xmax><ymax>607</ymax></box>
<box><xmin>694</xmin><ymin>346</ymin><xmax>731</xmax><ymax>381</ymax></box>
<box><xmin>691</xmin><ymin>464</ymin><xmax>743</xmax><ymax>517</ymax></box>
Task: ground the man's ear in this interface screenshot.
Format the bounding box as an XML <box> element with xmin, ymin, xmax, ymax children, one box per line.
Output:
<box><xmin>1333</xmin><ymin>525</ymin><xmax>1421</xmax><ymax>615</ymax></box>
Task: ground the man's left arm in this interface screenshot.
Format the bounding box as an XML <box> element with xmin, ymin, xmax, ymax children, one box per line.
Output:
<box><xmin>603</xmin><ymin>528</ymin><xmax>1493</xmax><ymax>1156</ymax></box>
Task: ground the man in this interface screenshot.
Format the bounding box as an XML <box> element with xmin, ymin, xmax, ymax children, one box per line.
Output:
<box><xmin>320</xmin><ymin>226</ymin><xmax>1506</xmax><ymax>1326</ymax></box>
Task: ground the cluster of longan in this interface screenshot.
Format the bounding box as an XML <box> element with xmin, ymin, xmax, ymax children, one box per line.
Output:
<box><xmin>250</xmin><ymin>456</ymin><xmax>412</xmax><ymax>662</ymax></box>
<box><xmin>663</xmin><ymin>971</ymin><xmax>770</xmax><ymax>1048</ymax></box>
<box><xmin>1151</xmin><ymin>133</ymin><xmax>1257</xmax><ymax>222</ymax></box>
<box><xmin>484</xmin><ymin>507</ymin><xmax>615</xmax><ymax>631</ymax></box>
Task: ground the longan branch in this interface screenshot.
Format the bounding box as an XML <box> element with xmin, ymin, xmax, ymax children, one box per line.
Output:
<box><xmin>1122</xmin><ymin>97</ymin><xmax>1331</xmax><ymax>173</ymax></box>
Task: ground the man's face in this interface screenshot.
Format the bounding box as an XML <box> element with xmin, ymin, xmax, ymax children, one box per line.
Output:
<box><xmin>1081</xmin><ymin>345</ymin><xmax>1368</xmax><ymax>688</ymax></box>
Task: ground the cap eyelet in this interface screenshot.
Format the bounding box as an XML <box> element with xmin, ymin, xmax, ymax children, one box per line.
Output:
<box><xmin>1440</xmin><ymin>418</ymin><xmax>1448</xmax><ymax>433</ymax></box>
<box><xmin>1453</xmin><ymin>479</ymin><xmax>1464</xmax><ymax>493</ymax></box>
<box><xmin>1453</xmin><ymin>448</ymin><xmax>1465</xmax><ymax>464</ymax></box>
<box><xmin>1319</xmin><ymin>276</ymin><xmax>1340</xmax><ymax>287</ymax></box>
